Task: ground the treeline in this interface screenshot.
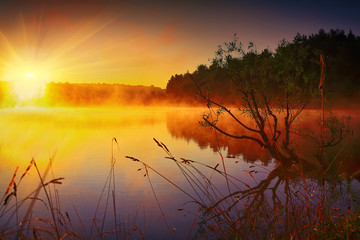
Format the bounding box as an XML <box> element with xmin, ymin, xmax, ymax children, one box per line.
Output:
<box><xmin>45</xmin><ymin>82</ymin><xmax>166</xmax><ymax>106</ymax></box>
<box><xmin>166</xmin><ymin>29</ymin><xmax>360</xmax><ymax>108</ymax></box>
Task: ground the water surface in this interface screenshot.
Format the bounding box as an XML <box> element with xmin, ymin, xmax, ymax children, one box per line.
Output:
<box><xmin>0</xmin><ymin>107</ymin><xmax>359</xmax><ymax>239</ymax></box>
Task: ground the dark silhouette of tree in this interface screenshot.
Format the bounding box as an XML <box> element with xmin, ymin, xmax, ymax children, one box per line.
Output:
<box><xmin>166</xmin><ymin>29</ymin><xmax>360</xmax><ymax>106</ymax></box>
<box><xmin>166</xmin><ymin>73</ymin><xmax>195</xmax><ymax>98</ymax></box>
<box><xmin>293</xmin><ymin>29</ymin><xmax>360</xmax><ymax>104</ymax></box>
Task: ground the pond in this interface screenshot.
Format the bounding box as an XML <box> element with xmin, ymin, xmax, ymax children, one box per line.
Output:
<box><xmin>0</xmin><ymin>107</ymin><xmax>359</xmax><ymax>239</ymax></box>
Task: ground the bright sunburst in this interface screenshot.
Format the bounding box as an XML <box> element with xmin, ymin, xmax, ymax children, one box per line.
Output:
<box><xmin>0</xmin><ymin>2</ymin><xmax>121</xmax><ymax>105</ymax></box>
<box><xmin>3</xmin><ymin>59</ymin><xmax>52</xmax><ymax>102</ymax></box>
<box><xmin>0</xmin><ymin>0</ymin><xmax>189</xmax><ymax>106</ymax></box>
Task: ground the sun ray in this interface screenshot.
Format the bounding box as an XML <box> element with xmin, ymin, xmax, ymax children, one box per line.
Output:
<box><xmin>52</xmin><ymin>15</ymin><xmax>119</xmax><ymax>60</ymax></box>
<box><xmin>19</xmin><ymin>12</ymin><xmax>29</xmax><ymax>50</ymax></box>
<box><xmin>0</xmin><ymin>31</ymin><xmax>21</xmax><ymax>63</ymax></box>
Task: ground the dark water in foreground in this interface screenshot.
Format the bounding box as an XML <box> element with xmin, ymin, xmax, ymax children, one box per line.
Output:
<box><xmin>0</xmin><ymin>107</ymin><xmax>359</xmax><ymax>239</ymax></box>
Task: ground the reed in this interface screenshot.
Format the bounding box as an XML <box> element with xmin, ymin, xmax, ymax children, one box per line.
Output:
<box><xmin>126</xmin><ymin>137</ymin><xmax>360</xmax><ymax>239</ymax></box>
<box><xmin>1</xmin><ymin>135</ymin><xmax>358</xmax><ymax>239</ymax></box>
<box><xmin>0</xmin><ymin>140</ymin><xmax>144</xmax><ymax>239</ymax></box>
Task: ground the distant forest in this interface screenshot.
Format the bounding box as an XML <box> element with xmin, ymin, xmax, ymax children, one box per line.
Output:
<box><xmin>45</xmin><ymin>82</ymin><xmax>166</xmax><ymax>106</ymax></box>
<box><xmin>166</xmin><ymin>29</ymin><xmax>360</xmax><ymax>108</ymax></box>
<box><xmin>0</xmin><ymin>29</ymin><xmax>359</xmax><ymax>108</ymax></box>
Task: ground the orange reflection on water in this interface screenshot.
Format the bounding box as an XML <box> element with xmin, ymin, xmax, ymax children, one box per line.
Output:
<box><xmin>0</xmin><ymin>107</ymin><xmax>170</xmax><ymax>194</ymax></box>
<box><xmin>166</xmin><ymin>108</ymin><xmax>271</xmax><ymax>162</ymax></box>
<box><xmin>1</xmin><ymin>106</ymin><xmax>359</xmax><ymax>239</ymax></box>
<box><xmin>166</xmin><ymin>108</ymin><xmax>360</xmax><ymax>177</ymax></box>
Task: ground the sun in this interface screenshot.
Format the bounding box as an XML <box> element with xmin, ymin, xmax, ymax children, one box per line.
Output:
<box><xmin>3</xmin><ymin>60</ymin><xmax>52</xmax><ymax>103</ymax></box>
<box><xmin>26</xmin><ymin>73</ymin><xmax>35</xmax><ymax>78</ymax></box>
<box><xmin>13</xmin><ymin>70</ymin><xmax>50</xmax><ymax>102</ymax></box>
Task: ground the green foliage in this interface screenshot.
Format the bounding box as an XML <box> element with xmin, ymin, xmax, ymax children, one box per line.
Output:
<box><xmin>273</xmin><ymin>39</ymin><xmax>319</xmax><ymax>106</ymax></box>
<box><xmin>165</xmin><ymin>28</ymin><xmax>360</xmax><ymax>107</ymax></box>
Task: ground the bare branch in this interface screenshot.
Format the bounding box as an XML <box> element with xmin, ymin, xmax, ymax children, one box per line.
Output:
<box><xmin>202</xmin><ymin>117</ymin><xmax>265</xmax><ymax>147</ymax></box>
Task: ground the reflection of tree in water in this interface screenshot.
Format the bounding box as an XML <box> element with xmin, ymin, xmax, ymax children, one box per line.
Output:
<box><xmin>166</xmin><ymin>109</ymin><xmax>273</xmax><ymax>163</ymax></box>
<box><xmin>166</xmin><ymin>109</ymin><xmax>359</xmax><ymax>177</ymax></box>
<box><xmin>140</xmin><ymin>136</ymin><xmax>359</xmax><ymax>239</ymax></box>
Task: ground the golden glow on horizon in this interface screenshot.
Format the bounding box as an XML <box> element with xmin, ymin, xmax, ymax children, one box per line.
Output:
<box><xmin>0</xmin><ymin>3</ymin><xmax>208</xmax><ymax>105</ymax></box>
<box><xmin>0</xmin><ymin>10</ymin><xmax>122</xmax><ymax>104</ymax></box>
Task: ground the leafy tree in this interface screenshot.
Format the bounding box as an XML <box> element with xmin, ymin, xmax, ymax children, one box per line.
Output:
<box><xmin>194</xmin><ymin>34</ymin><xmax>351</xmax><ymax>166</ymax></box>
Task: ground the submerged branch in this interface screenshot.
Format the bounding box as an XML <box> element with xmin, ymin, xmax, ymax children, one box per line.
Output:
<box><xmin>202</xmin><ymin>117</ymin><xmax>265</xmax><ymax>147</ymax></box>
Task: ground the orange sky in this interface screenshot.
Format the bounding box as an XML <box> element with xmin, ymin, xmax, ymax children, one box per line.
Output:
<box><xmin>0</xmin><ymin>0</ymin><xmax>359</xmax><ymax>88</ymax></box>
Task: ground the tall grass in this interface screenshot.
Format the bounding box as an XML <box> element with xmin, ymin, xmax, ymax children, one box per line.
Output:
<box><xmin>126</xmin><ymin>137</ymin><xmax>360</xmax><ymax>239</ymax></box>
<box><xmin>0</xmin><ymin>157</ymin><xmax>71</xmax><ymax>239</ymax></box>
<box><xmin>0</xmin><ymin>138</ymin><xmax>144</xmax><ymax>239</ymax></box>
<box><xmin>1</xmin><ymin>135</ymin><xmax>359</xmax><ymax>239</ymax></box>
